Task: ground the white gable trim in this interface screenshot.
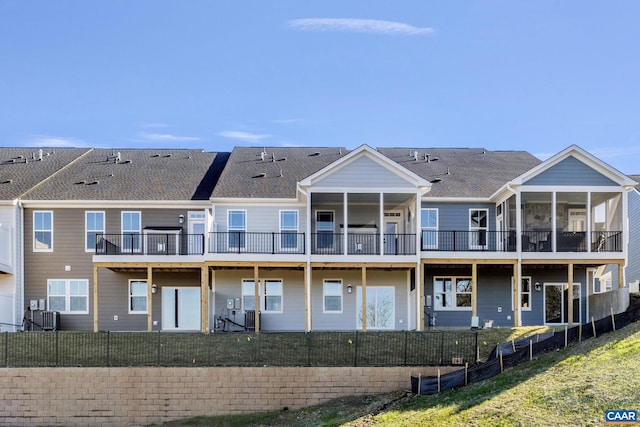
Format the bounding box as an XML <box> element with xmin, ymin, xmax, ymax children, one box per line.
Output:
<box><xmin>298</xmin><ymin>144</ymin><xmax>431</xmax><ymax>192</ymax></box>
<box><xmin>510</xmin><ymin>145</ymin><xmax>637</xmax><ymax>187</ymax></box>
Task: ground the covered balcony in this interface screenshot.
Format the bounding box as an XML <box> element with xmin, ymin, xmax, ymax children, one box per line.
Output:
<box><xmin>309</xmin><ymin>192</ymin><xmax>418</xmax><ymax>256</ymax></box>
<box><xmin>519</xmin><ymin>191</ymin><xmax>623</xmax><ymax>253</ymax></box>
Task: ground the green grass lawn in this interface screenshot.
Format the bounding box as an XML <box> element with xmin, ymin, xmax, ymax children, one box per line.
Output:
<box><xmin>155</xmin><ymin>321</ymin><xmax>639</xmax><ymax>426</ymax></box>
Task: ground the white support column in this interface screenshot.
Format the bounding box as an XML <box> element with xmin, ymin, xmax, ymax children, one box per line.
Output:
<box><xmin>586</xmin><ymin>192</ymin><xmax>592</xmax><ymax>252</ymax></box>
<box><xmin>379</xmin><ymin>193</ymin><xmax>384</xmax><ymax>255</ymax></box>
<box><xmin>552</xmin><ymin>192</ymin><xmax>557</xmax><ymax>252</ymax></box>
<box><xmin>343</xmin><ymin>192</ymin><xmax>348</xmax><ymax>255</ymax></box>
<box><xmin>515</xmin><ymin>191</ymin><xmax>522</xmax><ymax>252</ymax></box>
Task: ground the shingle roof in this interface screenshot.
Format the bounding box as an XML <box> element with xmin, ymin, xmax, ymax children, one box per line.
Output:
<box><xmin>212</xmin><ymin>146</ymin><xmax>541</xmax><ymax>199</ymax></box>
<box><xmin>0</xmin><ymin>148</ymin><xmax>91</xmax><ymax>200</ymax></box>
<box><xmin>378</xmin><ymin>148</ymin><xmax>542</xmax><ymax>198</ymax></box>
<box><xmin>211</xmin><ymin>147</ymin><xmax>350</xmax><ymax>199</ymax></box>
<box><xmin>20</xmin><ymin>148</ymin><xmax>225</xmax><ymax>201</ymax></box>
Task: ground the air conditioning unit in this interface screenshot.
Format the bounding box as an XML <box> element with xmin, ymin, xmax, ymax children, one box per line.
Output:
<box><xmin>41</xmin><ymin>311</ymin><xmax>60</xmax><ymax>331</ymax></box>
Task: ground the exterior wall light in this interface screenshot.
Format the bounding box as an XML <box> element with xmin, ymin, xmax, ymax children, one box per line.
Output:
<box><xmin>178</xmin><ymin>214</ymin><xmax>185</xmax><ymax>224</ymax></box>
<box><xmin>347</xmin><ymin>285</ymin><xmax>353</xmax><ymax>294</ymax></box>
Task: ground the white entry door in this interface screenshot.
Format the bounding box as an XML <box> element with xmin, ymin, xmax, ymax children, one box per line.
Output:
<box><xmin>162</xmin><ymin>287</ymin><xmax>201</xmax><ymax>330</ymax></box>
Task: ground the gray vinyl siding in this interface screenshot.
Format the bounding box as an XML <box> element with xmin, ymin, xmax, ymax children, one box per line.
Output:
<box><xmin>212</xmin><ymin>268</ymin><xmax>306</xmax><ymax>332</ymax></box>
<box><xmin>314</xmin><ymin>156</ymin><xmax>412</xmax><ymax>188</ymax></box>
<box><xmin>24</xmin><ymin>208</ymin><xmax>96</xmax><ymax>330</ymax></box>
<box><xmin>24</xmin><ymin>207</ymin><xmax>201</xmax><ymax>331</ymax></box>
<box><xmin>524</xmin><ymin>157</ymin><xmax>617</xmax><ymax>186</ymax></box>
<box><xmin>424</xmin><ymin>266</ymin><xmax>588</xmax><ymax>328</ymax></box>
<box><xmin>312</xmin><ymin>269</ymin><xmax>409</xmax><ymax>331</ymax></box>
<box><xmin>626</xmin><ymin>190</ymin><xmax>640</xmax><ymax>284</ymax></box>
<box><xmin>422</xmin><ymin>203</ymin><xmax>496</xmax><ymax>231</ymax></box>
<box><xmin>215</xmin><ymin>205</ymin><xmax>306</xmax><ymax>233</ymax></box>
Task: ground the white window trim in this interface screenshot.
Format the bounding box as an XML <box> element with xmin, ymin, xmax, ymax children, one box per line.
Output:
<box><xmin>33</xmin><ymin>210</ymin><xmax>54</xmax><ymax>252</ymax></box>
<box><xmin>433</xmin><ymin>276</ymin><xmax>473</xmax><ymax>311</ymax></box>
<box><xmin>421</xmin><ymin>208</ymin><xmax>438</xmax><ymax>250</ymax></box>
<box><xmin>85</xmin><ymin>211</ymin><xmax>105</xmax><ymax>252</ymax></box>
<box><xmin>128</xmin><ymin>280</ymin><xmax>148</xmax><ymax>314</ymax></box>
<box><xmin>121</xmin><ymin>211</ymin><xmax>142</xmax><ymax>253</ymax></box>
<box><xmin>518</xmin><ymin>276</ymin><xmax>532</xmax><ymax>311</ymax></box>
<box><xmin>323</xmin><ymin>279</ymin><xmax>343</xmax><ymax>314</ymax></box>
<box><xmin>469</xmin><ymin>208</ymin><xmax>489</xmax><ymax>250</ymax></box>
<box><xmin>356</xmin><ymin>286</ymin><xmax>395</xmax><ymax>330</ymax></box>
<box><xmin>241</xmin><ymin>279</ymin><xmax>256</xmax><ymax>312</ymax></box>
<box><xmin>263</xmin><ymin>279</ymin><xmax>283</xmax><ymax>314</ymax></box>
<box><xmin>228</xmin><ymin>209</ymin><xmax>247</xmax><ymax>250</ymax></box>
<box><xmin>279</xmin><ymin>209</ymin><xmax>299</xmax><ymax>251</ymax></box>
<box><xmin>47</xmin><ymin>279</ymin><xmax>89</xmax><ymax>314</ymax></box>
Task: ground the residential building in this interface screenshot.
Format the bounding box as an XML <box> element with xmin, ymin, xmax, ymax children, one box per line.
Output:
<box><xmin>0</xmin><ymin>148</ymin><xmax>92</xmax><ymax>331</ymax></box>
<box><xmin>6</xmin><ymin>144</ymin><xmax>637</xmax><ymax>332</ymax></box>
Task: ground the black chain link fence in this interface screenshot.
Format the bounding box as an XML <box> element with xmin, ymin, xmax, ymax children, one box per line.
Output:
<box><xmin>1</xmin><ymin>330</ymin><xmax>478</xmax><ymax>368</ymax></box>
<box><xmin>412</xmin><ymin>299</ymin><xmax>640</xmax><ymax>395</ymax></box>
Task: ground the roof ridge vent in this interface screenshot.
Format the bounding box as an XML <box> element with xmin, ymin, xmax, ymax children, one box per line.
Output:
<box><xmin>413</xmin><ymin>150</ymin><xmax>418</xmax><ymax>161</ymax></box>
<box><xmin>253</xmin><ymin>172</ymin><xmax>267</xmax><ymax>178</ymax></box>
<box><xmin>2</xmin><ymin>179</ymin><xmax>12</xmax><ymax>184</ymax></box>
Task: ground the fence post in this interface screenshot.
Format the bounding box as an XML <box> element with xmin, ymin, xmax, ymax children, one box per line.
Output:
<box><xmin>440</xmin><ymin>331</ymin><xmax>444</xmax><ymax>365</ymax></box>
<box><xmin>208</xmin><ymin>332</ymin><xmax>213</xmax><ymax>367</ymax></box>
<box><xmin>157</xmin><ymin>331</ymin><xmax>161</xmax><ymax>366</ymax></box>
<box><xmin>4</xmin><ymin>331</ymin><xmax>7</xmax><ymax>367</ymax></box>
<box><xmin>306</xmin><ymin>332</ymin><xmax>312</xmax><ymax>367</ymax></box>
<box><xmin>55</xmin><ymin>330</ymin><xmax>59</xmax><ymax>367</ymax></box>
<box><xmin>403</xmin><ymin>330</ymin><xmax>408</xmax><ymax>366</ymax></box>
<box><xmin>611</xmin><ymin>307</ymin><xmax>616</xmax><ymax>331</ymax></box>
<box><xmin>475</xmin><ymin>331</ymin><xmax>478</xmax><ymax>363</ymax></box>
<box><xmin>591</xmin><ymin>316</ymin><xmax>596</xmax><ymax>338</ymax></box>
<box><xmin>106</xmin><ymin>331</ymin><xmax>110</xmax><ymax>367</ymax></box>
<box><xmin>353</xmin><ymin>331</ymin><xmax>359</xmax><ymax>367</ymax></box>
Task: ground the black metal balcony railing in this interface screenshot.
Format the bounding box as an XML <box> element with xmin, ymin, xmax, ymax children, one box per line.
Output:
<box><xmin>96</xmin><ymin>234</ymin><xmax>205</xmax><ymax>255</ymax></box>
<box><xmin>422</xmin><ymin>230</ymin><xmax>515</xmax><ymax>252</ymax></box>
<box><xmin>310</xmin><ymin>233</ymin><xmax>416</xmax><ymax>255</ymax></box>
<box><xmin>422</xmin><ymin>230</ymin><xmax>622</xmax><ymax>253</ymax></box>
<box><xmin>208</xmin><ymin>232</ymin><xmax>305</xmax><ymax>254</ymax></box>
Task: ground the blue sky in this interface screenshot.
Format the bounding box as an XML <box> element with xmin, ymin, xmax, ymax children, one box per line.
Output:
<box><xmin>2</xmin><ymin>1</ymin><xmax>639</xmax><ymax>173</ymax></box>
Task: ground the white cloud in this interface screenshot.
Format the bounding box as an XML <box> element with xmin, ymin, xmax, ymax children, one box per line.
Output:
<box><xmin>218</xmin><ymin>131</ymin><xmax>271</xmax><ymax>143</ymax></box>
<box><xmin>288</xmin><ymin>18</ymin><xmax>434</xmax><ymax>35</ymax></box>
<box><xmin>28</xmin><ymin>136</ymin><xmax>89</xmax><ymax>147</ymax></box>
<box><xmin>272</xmin><ymin>118</ymin><xmax>305</xmax><ymax>124</ymax></box>
<box><xmin>139</xmin><ymin>132</ymin><xmax>201</xmax><ymax>142</ymax></box>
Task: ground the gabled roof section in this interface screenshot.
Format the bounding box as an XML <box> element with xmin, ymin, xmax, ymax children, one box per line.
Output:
<box><xmin>299</xmin><ymin>145</ymin><xmax>431</xmax><ymax>191</ymax></box>
<box><xmin>20</xmin><ymin>148</ymin><xmax>224</xmax><ymax>201</ymax></box>
<box><xmin>629</xmin><ymin>175</ymin><xmax>640</xmax><ymax>192</ymax></box>
<box><xmin>0</xmin><ymin>147</ymin><xmax>91</xmax><ymax>200</ymax></box>
<box><xmin>212</xmin><ymin>146</ymin><xmax>350</xmax><ymax>199</ymax></box>
<box><xmin>511</xmin><ymin>145</ymin><xmax>637</xmax><ymax>188</ymax></box>
<box><xmin>379</xmin><ymin>147</ymin><xmax>541</xmax><ymax>198</ymax></box>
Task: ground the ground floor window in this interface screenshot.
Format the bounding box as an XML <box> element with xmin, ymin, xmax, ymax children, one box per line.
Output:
<box><xmin>434</xmin><ymin>277</ymin><xmax>472</xmax><ymax>310</ymax></box>
<box><xmin>323</xmin><ymin>279</ymin><xmax>343</xmax><ymax>313</ymax></box>
<box><xmin>242</xmin><ymin>279</ymin><xmax>256</xmax><ymax>311</ymax></box>
<box><xmin>129</xmin><ymin>280</ymin><xmax>148</xmax><ymax>313</ymax></box>
<box><xmin>47</xmin><ymin>279</ymin><xmax>89</xmax><ymax>313</ymax></box>
<box><xmin>356</xmin><ymin>286</ymin><xmax>395</xmax><ymax>330</ymax></box>
<box><xmin>264</xmin><ymin>279</ymin><xmax>283</xmax><ymax>313</ymax></box>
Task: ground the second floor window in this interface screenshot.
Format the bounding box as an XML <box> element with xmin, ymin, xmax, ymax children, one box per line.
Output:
<box><xmin>280</xmin><ymin>210</ymin><xmax>298</xmax><ymax>250</ymax></box>
<box><xmin>122</xmin><ymin>211</ymin><xmax>141</xmax><ymax>253</ymax></box>
<box><xmin>228</xmin><ymin>210</ymin><xmax>246</xmax><ymax>249</ymax></box>
<box><xmin>421</xmin><ymin>208</ymin><xmax>438</xmax><ymax>250</ymax></box>
<box><xmin>34</xmin><ymin>211</ymin><xmax>53</xmax><ymax>251</ymax></box>
<box><xmin>85</xmin><ymin>211</ymin><xmax>105</xmax><ymax>251</ymax></box>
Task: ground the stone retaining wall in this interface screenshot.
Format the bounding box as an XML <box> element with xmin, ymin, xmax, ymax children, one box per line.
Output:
<box><xmin>0</xmin><ymin>366</ymin><xmax>453</xmax><ymax>426</ymax></box>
